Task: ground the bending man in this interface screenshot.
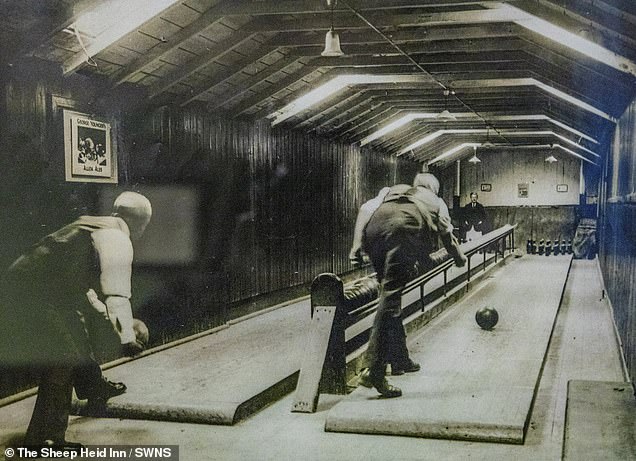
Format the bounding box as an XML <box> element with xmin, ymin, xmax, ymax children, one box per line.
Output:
<box><xmin>0</xmin><ymin>191</ymin><xmax>152</xmax><ymax>448</ymax></box>
<box><xmin>358</xmin><ymin>173</ymin><xmax>466</xmax><ymax>397</ymax></box>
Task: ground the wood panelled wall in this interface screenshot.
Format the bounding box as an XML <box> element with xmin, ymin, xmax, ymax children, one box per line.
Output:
<box><xmin>438</xmin><ymin>149</ymin><xmax>581</xmax><ymax>208</ymax></box>
<box><xmin>125</xmin><ymin>106</ymin><xmax>418</xmax><ymax>326</ymax></box>
<box><xmin>0</xmin><ymin>61</ymin><xmax>114</xmax><ymax>270</ymax></box>
<box><xmin>0</xmin><ymin>64</ymin><xmax>419</xmax><ymax>330</ymax></box>
<box><xmin>0</xmin><ymin>63</ymin><xmax>418</xmax><ymax>397</ymax></box>
<box><xmin>599</xmin><ymin>97</ymin><xmax>636</xmax><ymax>384</ymax></box>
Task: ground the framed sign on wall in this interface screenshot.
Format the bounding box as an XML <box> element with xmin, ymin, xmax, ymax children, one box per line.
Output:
<box><xmin>556</xmin><ymin>184</ymin><xmax>568</xmax><ymax>192</ymax></box>
<box><xmin>518</xmin><ymin>183</ymin><xmax>529</xmax><ymax>198</ymax></box>
<box><xmin>480</xmin><ymin>183</ymin><xmax>492</xmax><ymax>192</ymax></box>
<box><xmin>63</xmin><ymin>110</ymin><xmax>117</xmax><ymax>183</ymax></box>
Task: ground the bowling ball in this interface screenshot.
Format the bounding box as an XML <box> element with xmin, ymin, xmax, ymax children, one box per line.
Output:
<box><xmin>132</xmin><ymin>319</ymin><xmax>150</xmax><ymax>347</ymax></box>
<box><xmin>475</xmin><ymin>307</ymin><xmax>499</xmax><ymax>330</ymax></box>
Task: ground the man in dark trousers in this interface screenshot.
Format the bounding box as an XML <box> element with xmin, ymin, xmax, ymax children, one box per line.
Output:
<box><xmin>356</xmin><ymin>173</ymin><xmax>467</xmax><ymax>397</ymax></box>
<box><xmin>0</xmin><ymin>191</ymin><xmax>152</xmax><ymax>448</ymax></box>
<box><xmin>462</xmin><ymin>192</ymin><xmax>489</xmax><ymax>241</ymax></box>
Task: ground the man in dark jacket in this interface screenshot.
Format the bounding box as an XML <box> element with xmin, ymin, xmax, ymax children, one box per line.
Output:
<box><xmin>462</xmin><ymin>192</ymin><xmax>489</xmax><ymax>241</ymax></box>
<box><xmin>0</xmin><ymin>192</ymin><xmax>152</xmax><ymax>448</ymax></box>
<box><xmin>357</xmin><ymin>173</ymin><xmax>466</xmax><ymax>397</ymax></box>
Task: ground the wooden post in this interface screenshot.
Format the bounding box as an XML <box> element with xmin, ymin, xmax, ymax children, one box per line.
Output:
<box><xmin>291</xmin><ymin>273</ymin><xmax>345</xmax><ymax>413</ymax></box>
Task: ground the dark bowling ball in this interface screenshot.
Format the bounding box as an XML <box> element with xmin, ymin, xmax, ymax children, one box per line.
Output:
<box><xmin>475</xmin><ymin>307</ymin><xmax>499</xmax><ymax>330</ymax></box>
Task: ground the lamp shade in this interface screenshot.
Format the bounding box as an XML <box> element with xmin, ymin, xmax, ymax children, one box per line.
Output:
<box><xmin>321</xmin><ymin>29</ymin><xmax>344</xmax><ymax>57</ymax></box>
<box><xmin>545</xmin><ymin>155</ymin><xmax>558</xmax><ymax>163</ymax></box>
<box><xmin>468</xmin><ymin>146</ymin><xmax>481</xmax><ymax>164</ymax></box>
<box><xmin>436</xmin><ymin>109</ymin><xmax>456</xmax><ymax>121</ymax></box>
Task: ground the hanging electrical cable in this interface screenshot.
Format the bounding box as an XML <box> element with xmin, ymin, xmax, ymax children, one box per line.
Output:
<box><xmin>72</xmin><ymin>25</ymin><xmax>98</xmax><ymax>68</ymax></box>
<box><xmin>338</xmin><ymin>0</ymin><xmax>515</xmax><ymax>150</ymax></box>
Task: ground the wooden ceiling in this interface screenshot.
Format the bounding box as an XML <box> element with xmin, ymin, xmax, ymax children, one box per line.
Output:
<box><xmin>3</xmin><ymin>0</ymin><xmax>635</xmax><ymax>166</ymax></box>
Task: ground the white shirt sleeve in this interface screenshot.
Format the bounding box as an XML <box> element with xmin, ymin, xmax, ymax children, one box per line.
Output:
<box><xmin>91</xmin><ymin>228</ymin><xmax>133</xmax><ymax>298</ymax></box>
<box><xmin>437</xmin><ymin>199</ymin><xmax>455</xmax><ymax>235</ymax></box>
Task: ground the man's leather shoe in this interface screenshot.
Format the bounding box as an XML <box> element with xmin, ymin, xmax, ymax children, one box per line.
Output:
<box><xmin>42</xmin><ymin>440</ymin><xmax>84</xmax><ymax>450</ymax></box>
<box><xmin>99</xmin><ymin>378</ymin><xmax>127</xmax><ymax>399</ymax></box>
<box><xmin>76</xmin><ymin>377</ymin><xmax>126</xmax><ymax>401</ymax></box>
<box><xmin>359</xmin><ymin>369</ymin><xmax>402</xmax><ymax>398</ymax></box>
<box><xmin>391</xmin><ymin>359</ymin><xmax>421</xmax><ymax>375</ymax></box>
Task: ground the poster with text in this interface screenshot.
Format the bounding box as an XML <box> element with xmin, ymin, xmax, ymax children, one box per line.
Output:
<box><xmin>64</xmin><ymin>110</ymin><xmax>117</xmax><ymax>183</ymax></box>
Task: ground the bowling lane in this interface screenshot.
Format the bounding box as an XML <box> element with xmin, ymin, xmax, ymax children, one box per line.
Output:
<box><xmin>325</xmin><ymin>255</ymin><xmax>573</xmax><ymax>444</ymax></box>
<box><xmin>70</xmin><ymin>299</ymin><xmax>311</xmax><ymax>425</ymax></box>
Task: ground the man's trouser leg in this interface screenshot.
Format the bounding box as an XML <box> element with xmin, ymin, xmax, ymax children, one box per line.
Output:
<box><xmin>366</xmin><ymin>247</ymin><xmax>410</xmax><ymax>381</ymax></box>
<box><xmin>366</xmin><ymin>296</ymin><xmax>391</xmax><ymax>381</ymax></box>
<box><xmin>73</xmin><ymin>358</ymin><xmax>105</xmax><ymax>399</ymax></box>
<box><xmin>386</xmin><ymin>317</ymin><xmax>409</xmax><ymax>368</ymax></box>
<box><xmin>25</xmin><ymin>309</ymin><xmax>88</xmax><ymax>445</ymax></box>
<box><xmin>25</xmin><ymin>366</ymin><xmax>73</xmax><ymax>445</ymax></box>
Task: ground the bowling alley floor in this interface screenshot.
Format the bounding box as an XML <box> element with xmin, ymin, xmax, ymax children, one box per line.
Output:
<box><xmin>0</xmin><ymin>258</ymin><xmax>631</xmax><ymax>461</ymax></box>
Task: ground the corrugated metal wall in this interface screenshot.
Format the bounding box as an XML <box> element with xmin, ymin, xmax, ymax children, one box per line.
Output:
<box><xmin>599</xmin><ymin>97</ymin><xmax>636</xmax><ymax>383</ymax></box>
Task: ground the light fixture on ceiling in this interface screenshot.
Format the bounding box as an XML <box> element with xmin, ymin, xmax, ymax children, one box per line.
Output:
<box><xmin>482</xmin><ymin>126</ymin><xmax>495</xmax><ymax>148</ymax></box>
<box><xmin>322</xmin><ymin>0</ymin><xmax>344</xmax><ymax>57</ymax></box>
<box><xmin>437</xmin><ymin>89</ymin><xmax>456</xmax><ymax>121</ymax></box>
<box><xmin>468</xmin><ymin>146</ymin><xmax>481</xmax><ymax>164</ymax></box>
<box><xmin>545</xmin><ymin>154</ymin><xmax>558</xmax><ymax>163</ymax></box>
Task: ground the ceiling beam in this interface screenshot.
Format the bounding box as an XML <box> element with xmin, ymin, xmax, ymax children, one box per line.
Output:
<box><xmin>202</xmin><ymin>0</ymin><xmax>502</xmax><ymax>16</ymax></box>
<box><xmin>177</xmin><ymin>46</ymin><xmax>281</xmax><ymax>107</ymax></box>
<box><xmin>207</xmin><ymin>55</ymin><xmax>308</xmax><ymax>110</ymax></box>
<box><xmin>267</xmin><ymin>71</ymin><xmax>613</xmax><ymax>136</ymax></box>
<box><xmin>338</xmin><ymin>106</ymin><xmax>408</xmax><ymax>138</ymax></box>
<box><xmin>269</xmin><ymin>74</ymin><xmax>439</xmax><ymax>125</ymax></box>
<box><xmin>290</xmin><ymin>36</ymin><xmax>526</xmax><ymax>57</ymax></box>
<box><xmin>239</xmin><ymin>0</ymin><xmax>636</xmax><ymax>33</ymax></box>
<box><xmin>449</xmin><ymin>77</ymin><xmax>617</xmax><ymax>121</ymax></box>
<box><xmin>360</xmin><ymin>113</ymin><xmax>598</xmax><ymax>146</ymax></box>
<box><xmin>380</xmin><ymin>104</ymin><xmax>605</xmax><ymax>154</ymax></box>
<box><xmin>293</xmin><ymin>91</ymin><xmax>371</xmax><ymax>129</ymax></box>
<box><xmin>283</xmin><ymin>34</ymin><xmax>633</xmax><ymax>96</ymax></box>
<box><xmin>62</xmin><ymin>0</ymin><xmax>183</xmax><ymax>76</ymax></box>
<box><xmin>229</xmin><ymin>67</ymin><xmax>333</xmax><ymax>117</ymax></box>
<box><xmin>310</xmin><ymin>50</ymin><xmax>527</xmax><ymax>68</ymax></box>
<box><xmin>400</xmin><ymin>128</ymin><xmax>599</xmax><ymax>156</ymax></box>
<box><xmin>516</xmin><ymin>0</ymin><xmax>636</xmax><ymax>56</ymax></box>
<box><xmin>337</xmin><ymin>106</ymin><xmax>402</xmax><ymax>138</ymax></box>
<box><xmin>146</xmin><ymin>30</ymin><xmax>259</xmax><ymax>99</ymax></box>
<box><xmin>563</xmin><ymin>0</ymin><xmax>636</xmax><ymax>26</ymax></box>
<box><xmin>385</xmin><ymin>103</ymin><xmax>605</xmax><ymax>151</ymax></box>
<box><xmin>233</xmin><ymin>65</ymin><xmax>416</xmax><ymax>118</ymax></box>
<box><xmin>484</xmin><ymin>2</ymin><xmax>636</xmax><ymax>77</ymax></box>
<box><xmin>267</xmin><ymin>23</ymin><xmax>516</xmax><ymax>47</ymax></box>
<box><xmin>422</xmin><ymin>142</ymin><xmax>597</xmax><ymax>166</ymax></box>
<box><xmin>333</xmin><ymin>98</ymin><xmax>547</xmax><ymax>141</ymax></box>
<box><xmin>110</xmin><ymin>0</ymin><xmax>239</xmax><ymax>87</ymax></box>
<box><xmin>316</xmin><ymin>102</ymin><xmax>390</xmax><ymax>135</ymax></box>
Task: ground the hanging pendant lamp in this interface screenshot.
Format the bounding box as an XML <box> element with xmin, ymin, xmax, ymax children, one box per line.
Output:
<box><xmin>322</xmin><ymin>28</ymin><xmax>344</xmax><ymax>56</ymax></box>
<box><xmin>468</xmin><ymin>146</ymin><xmax>481</xmax><ymax>164</ymax></box>
<box><xmin>322</xmin><ymin>0</ymin><xmax>344</xmax><ymax>57</ymax></box>
<box><xmin>437</xmin><ymin>89</ymin><xmax>456</xmax><ymax>121</ymax></box>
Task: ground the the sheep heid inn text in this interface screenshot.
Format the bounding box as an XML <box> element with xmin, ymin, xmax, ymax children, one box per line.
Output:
<box><xmin>71</xmin><ymin>115</ymin><xmax>112</xmax><ymax>178</ymax></box>
<box><xmin>12</xmin><ymin>445</ymin><xmax>178</xmax><ymax>459</ymax></box>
